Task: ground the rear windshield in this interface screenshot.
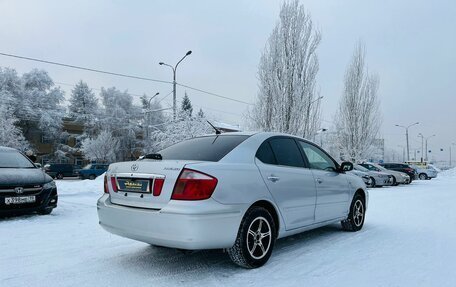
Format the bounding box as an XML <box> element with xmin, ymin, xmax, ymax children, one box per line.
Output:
<box><xmin>158</xmin><ymin>135</ymin><xmax>249</xmax><ymax>162</ymax></box>
<box><xmin>0</xmin><ymin>151</ymin><xmax>36</xmax><ymax>168</ymax></box>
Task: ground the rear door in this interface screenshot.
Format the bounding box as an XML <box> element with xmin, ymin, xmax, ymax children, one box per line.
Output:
<box><xmin>255</xmin><ymin>137</ymin><xmax>317</xmax><ymax>230</ymax></box>
<box><xmin>297</xmin><ymin>141</ymin><xmax>350</xmax><ymax>222</ymax></box>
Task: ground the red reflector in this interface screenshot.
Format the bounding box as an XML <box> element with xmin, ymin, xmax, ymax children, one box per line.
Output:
<box><xmin>152</xmin><ymin>178</ymin><xmax>165</xmax><ymax>196</ymax></box>
<box><xmin>103</xmin><ymin>175</ymin><xmax>109</xmax><ymax>194</ymax></box>
<box><xmin>171</xmin><ymin>169</ymin><xmax>218</xmax><ymax>200</ymax></box>
<box><xmin>110</xmin><ymin>176</ymin><xmax>118</xmax><ymax>192</ymax></box>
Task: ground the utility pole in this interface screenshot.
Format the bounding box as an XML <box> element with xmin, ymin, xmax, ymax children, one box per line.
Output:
<box><xmin>159</xmin><ymin>50</ymin><xmax>192</xmax><ymax>121</ymax></box>
<box><xmin>395</xmin><ymin>122</ymin><xmax>419</xmax><ymax>161</ymax></box>
<box><xmin>424</xmin><ymin>134</ymin><xmax>436</xmax><ymax>162</ymax></box>
<box><xmin>418</xmin><ymin>133</ymin><xmax>424</xmax><ymax>162</ymax></box>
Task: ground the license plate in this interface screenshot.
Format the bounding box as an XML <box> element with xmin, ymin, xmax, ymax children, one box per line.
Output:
<box><xmin>5</xmin><ymin>196</ymin><xmax>36</xmax><ymax>205</ymax></box>
<box><xmin>117</xmin><ymin>178</ymin><xmax>149</xmax><ymax>192</ymax></box>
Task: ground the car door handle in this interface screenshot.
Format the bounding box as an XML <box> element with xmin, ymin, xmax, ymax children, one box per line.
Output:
<box><xmin>267</xmin><ymin>176</ymin><xmax>280</xmax><ymax>182</ymax></box>
<box><xmin>316</xmin><ymin>178</ymin><xmax>323</xmax><ymax>184</ymax></box>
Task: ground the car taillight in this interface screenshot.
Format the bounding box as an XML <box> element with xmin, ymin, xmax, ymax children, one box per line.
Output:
<box><xmin>104</xmin><ymin>175</ymin><xmax>109</xmax><ymax>194</ymax></box>
<box><xmin>110</xmin><ymin>177</ymin><xmax>118</xmax><ymax>192</ymax></box>
<box><xmin>171</xmin><ymin>169</ymin><xmax>218</xmax><ymax>200</ymax></box>
<box><xmin>152</xmin><ymin>178</ymin><xmax>165</xmax><ymax>196</ymax></box>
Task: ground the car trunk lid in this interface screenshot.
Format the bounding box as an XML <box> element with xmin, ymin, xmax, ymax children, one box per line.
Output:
<box><xmin>107</xmin><ymin>160</ymin><xmax>201</xmax><ymax>210</ymax></box>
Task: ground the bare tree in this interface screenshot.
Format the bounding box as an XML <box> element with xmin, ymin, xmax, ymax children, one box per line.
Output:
<box><xmin>251</xmin><ymin>0</ymin><xmax>322</xmax><ymax>138</ymax></box>
<box><xmin>335</xmin><ymin>42</ymin><xmax>382</xmax><ymax>162</ymax></box>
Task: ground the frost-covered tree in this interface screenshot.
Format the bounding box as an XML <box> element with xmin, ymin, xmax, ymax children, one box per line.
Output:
<box><xmin>181</xmin><ymin>92</ymin><xmax>193</xmax><ymax>117</ymax></box>
<box><xmin>335</xmin><ymin>42</ymin><xmax>382</xmax><ymax>162</ymax></box>
<box><xmin>147</xmin><ymin>111</ymin><xmax>211</xmax><ymax>153</ymax></box>
<box><xmin>68</xmin><ymin>80</ymin><xmax>99</xmax><ymax>135</ymax></box>
<box><xmin>251</xmin><ymin>0</ymin><xmax>322</xmax><ymax>138</ymax></box>
<box><xmin>81</xmin><ymin>130</ymin><xmax>119</xmax><ymax>162</ymax></box>
<box><xmin>0</xmin><ymin>105</ymin><xmax>29</xmax><ymax>150</ymax></box>
<box><xmin>17</xmin><ymin>69</ymin><xmax>65</xmax><ymax>146</ymax></box>
<box><xmin>100</xmin><ymin>87</ymin><xmax>141</xmax><ymax>160</ymax></box>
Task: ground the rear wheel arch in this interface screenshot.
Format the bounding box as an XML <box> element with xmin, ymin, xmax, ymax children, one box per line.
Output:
<box><xmin>250</xmin><ymin>200</ymin><xmax>280</xmax><ymax>236</ymax></box>
<box><xmin>354</xmin><ymin>188</ymin><xmax>366</xmax><ymax>204</ymax></box>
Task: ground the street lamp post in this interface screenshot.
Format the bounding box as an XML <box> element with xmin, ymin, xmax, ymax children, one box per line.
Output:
<box><xmin>395</xmin><ymin>122</ymin><xmax>419</xmax><ymax>161</ymax></box>
<box><xmin>450</xmin><ymin>143</ymin><xmax>456</xmax><ymax>167</ymax></box>
<box><xmin>145</xmin><ymin>92</ymin><xmax>159</xmax><ymax>140</ymax></box>
<box><xmin>418</xmin><ymin>133</ymin><xmax>424</xmax><ymax>162</ymax></box>
<box><xmin>424</xmin><ymin>134</ymin><xmax>436</xmax><ymax>162</ymax></box>
<box><xmin>159</xmin><ymin>50</ymin><xmax>192</xmax><ymax>120</ymax></box>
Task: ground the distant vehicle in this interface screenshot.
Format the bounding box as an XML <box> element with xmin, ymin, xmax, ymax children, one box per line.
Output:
<box><xmin>43</xmin><ymin>163</ymin><xmax>79</xmax><ymax>179</ymax></box>
<box><xmin>353</xmin><ymin>164</ymin><xmax>393</xmax><ymax>187</ymax></box>
<box><xmin>379</xmin><ymin>163</ymin><xmax>417</xmax><ymax>182</ymax></box>
<box><xmin>348</xmin><ymin>169</ymin><xmax>373</xmax><ymax>187</ymax></box>
<box><xmin>78</xmin><ymin>164</ymin><xmax>109</xmax><ymax>180</ymax></box>
<box><xmin>410</xmin><ymin>164</ymin><xmax>438</xmax><ymax>180</ymax></box>
<box><xmin>0</xmin><ymin>146</ymin><xmax>58</xmax><ymax>216</ymax></box>
<box><xmin>359</xmin><ymin>162</ymin><xmax>410</xmax><ymax>185</ymax></box>
<box><xmin>98</xmin><ymin>132</ymin><xmax>368</xmax><ymax>268</ymax></box>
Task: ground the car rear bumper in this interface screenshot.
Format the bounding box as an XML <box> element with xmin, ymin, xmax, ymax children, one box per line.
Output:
<box><xmin>97</xmin><ymin>195</ymin><xmax>244</xmax><ymax>250</ymax></box>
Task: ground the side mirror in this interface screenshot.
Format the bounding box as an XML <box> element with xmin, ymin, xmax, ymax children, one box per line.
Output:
<box><xmin>340</xmin><ymin>162</ymin><xmax>353</xmax><ymax>172</ymax></box>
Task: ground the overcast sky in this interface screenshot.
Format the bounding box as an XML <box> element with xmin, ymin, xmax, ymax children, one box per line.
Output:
<box><xmin>1</xmin><ymin>0</ymin><xmax>455</xmax><ymax>163</ymax></box>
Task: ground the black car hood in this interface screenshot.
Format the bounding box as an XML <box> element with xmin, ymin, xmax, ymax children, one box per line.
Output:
<box><xmin>0</xmin><ymin>168</ymin><xmax>51</xmax><ymax>187</ymax></box>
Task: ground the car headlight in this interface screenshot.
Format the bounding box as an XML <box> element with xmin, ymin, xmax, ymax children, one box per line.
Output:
<box><xmin>43</xmin><ymin>181</ymin><xmax>56</xmax><ymax>189</ymax></box>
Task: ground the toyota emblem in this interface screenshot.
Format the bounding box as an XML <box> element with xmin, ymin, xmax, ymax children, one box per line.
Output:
<box><xmin>15</xmin><ymin>187</ymin><xmax>24</xmax><ymax>194</ymax></box>
<box><xmin>131</xmin><ymin>164</ymin><xmax>139</xmax><ymax>172</ymax></box>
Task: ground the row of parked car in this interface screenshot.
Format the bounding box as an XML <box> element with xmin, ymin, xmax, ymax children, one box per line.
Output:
<box><xmin>348</xmin><ymin>161</ymin><xmax>438</xmax><ymax>188</ymax></box>
<box><xmin>41</xmin><ymin>163</ymin><xmax>109</xmax><ymax>180</ymax></box>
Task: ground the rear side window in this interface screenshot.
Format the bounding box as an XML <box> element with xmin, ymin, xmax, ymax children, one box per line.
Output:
<box><xmin>256</xmin><ymin>142</ymin><xmax>277</xmax><ymax>165</ymax></box>
<box><xmin>0</xmin><ymin>151</ymin><xmax>35</xmax><ymax>168</ymax></box>
<box><xmin>268</xmin><ymin>138</ymin><xmax>305</xmax><ymax>168</ymax></box>
<box><xmin>159</xmin><ymin>135</ymin><xmax>249</xmax><ymax>162</ymax></box>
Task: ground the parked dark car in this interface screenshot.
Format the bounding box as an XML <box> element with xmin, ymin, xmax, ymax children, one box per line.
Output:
<box><xmin>0</xmin><ymin>146</ymin><xmax>58</xmax><ymax>216</ymax></box>
<box><xmin>78</xmin><ymin>164</ymin><xmax>109</xmax><ymax>180</ymax></box>
<box><xmin>379</xmin><ymin>163</ymin><xmax>417</xmax><ymax>182</ymax></box>
<box><xmin>43</xmin><ymin>163</ymin><xmax>80</xmax><ymax>179</ymax></box>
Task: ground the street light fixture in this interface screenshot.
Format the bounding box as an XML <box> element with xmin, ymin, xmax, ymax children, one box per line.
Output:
<box><xmin>395</xmin><ymin>122</ymin><xmax>419</xmax><ymax>161</ymax></box>
<box><xmin>159</xmin><ymin>50</ymin><xmax>192</xmax><ymax>120</ymax></box>
<box><xmin>148</xmin><ymin>92</ymin><xmax>160</xmax><ymax>109</ymax></box>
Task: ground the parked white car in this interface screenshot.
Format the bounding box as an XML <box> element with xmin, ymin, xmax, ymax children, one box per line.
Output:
<box><xmin>353</xmin><ymin>164</ymin><xmax>393</xmax><ymax>187</ymax></box>
<box><xmin>360</xmin><ymin>162</ymin><xmax>410</xmax><ymax>185</ymax></box>
<box><xmin>97</xmin><ymin>132</ymin><xmax>368</xmax><ymax>268</ymax></box>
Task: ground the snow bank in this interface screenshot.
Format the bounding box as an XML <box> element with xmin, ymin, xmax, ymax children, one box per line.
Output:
<box><xmin>439</xmin><ymin>167</ymin><xmax>456</xmax><ymax>177</ymax></box>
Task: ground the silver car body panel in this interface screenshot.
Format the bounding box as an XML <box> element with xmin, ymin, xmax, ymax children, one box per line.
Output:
<box><xmin>97</xmin><ymin>132</ymin><xmax>367</xmax><ymax>250</ymax></box>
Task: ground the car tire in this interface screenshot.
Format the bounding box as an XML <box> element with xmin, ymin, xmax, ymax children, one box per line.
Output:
<box><xmin>227</xmin><ymin>206</ymin><xmax>276</xmax><ymax>269</ymax></box>
<box><xmin>89</xmin><ymin>174</ymin><xmax>96</xmax><ymax>180</ymax></box>
<box><xmin>370</xmin><ymin>177</ymin><xmax>376</xmax><ymax>188</ymax></box>
<box><xmin>419</xmin><ymin>173</ymin><xmax>427</xmax><ymax>180</ymax></box>
<box><xmin>391</xmin><ymin>176</ymin><xmax>400</xmax><ymax>186</ymax></box>
<box><xmin>56</xmin><ymin>173</ymin><xmax>64</xmax><ymax>180</ymax></box>
<box><xmin>341</xmin><ymin>193</ymin><xmax>366</xmax><ymax>232</ymax></box>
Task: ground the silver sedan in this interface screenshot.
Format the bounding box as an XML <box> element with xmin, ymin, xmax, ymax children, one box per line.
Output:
<box><xmin>97</xmin><ymin>132</ymin><xmax>368</xmax><ymax>268</ymax></box>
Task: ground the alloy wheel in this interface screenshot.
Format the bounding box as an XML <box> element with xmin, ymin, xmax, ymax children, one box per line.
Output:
<box><xmin>353</xmin><ymin>200</ymin><xmax>364</xmax><ymax>227</ymax></box>
<box><xmin>246</xmin><ymin>217</ymin><xmax>272</xmax><ymax>260</ymax></box>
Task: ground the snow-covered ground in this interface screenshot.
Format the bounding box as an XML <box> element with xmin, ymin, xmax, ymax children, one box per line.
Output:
<box><xmin>1</xmin><ymin>172</ymin><xmax>456</xmax><ymax>287</ymax></box>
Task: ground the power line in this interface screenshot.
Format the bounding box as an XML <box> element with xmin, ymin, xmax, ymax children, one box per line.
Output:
<box><xmin>0</xmin><ymin>52</ymin><xmax>172</xmax><ymax>85</ymax></box>
<box><xmin>0</xmin><ymin>51</ymin><xmax>254</xmax><ymax>106</ymax></box>
<box><xmin>177</xmin><ymin>82</ymin><xmax>253</xmax><ymax>105</ymax></box>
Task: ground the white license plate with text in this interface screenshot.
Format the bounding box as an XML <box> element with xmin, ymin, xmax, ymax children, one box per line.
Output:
<box><xmin>5</xmin><ymin>196</ymin><xmax>36</xmax><ymax>205</ymax></box>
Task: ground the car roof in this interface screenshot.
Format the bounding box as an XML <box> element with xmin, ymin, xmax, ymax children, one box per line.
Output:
<box><xmin>0</xmin><ymin>146</ymin><xmax>18</xmax><ymax>152</ymax></box>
